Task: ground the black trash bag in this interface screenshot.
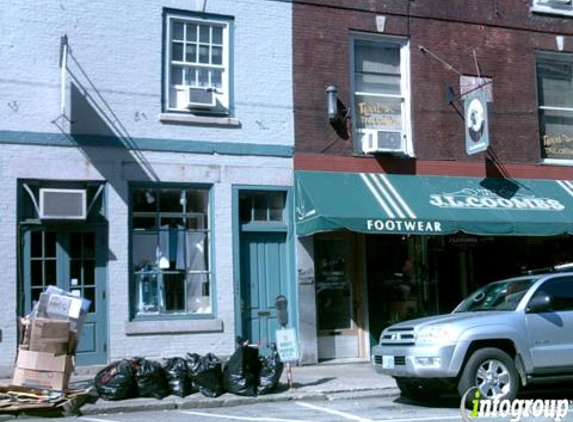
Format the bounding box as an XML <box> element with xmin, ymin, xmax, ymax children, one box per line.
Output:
<box><xmin>258</xmin><ymin>344</ymin><xmax>284</xmax><ymax>395</ymax></box>
<box><xmin>194</xmin><ymin>353</ymin><xmax>225</xmax><ymax>398</ymax></box>
<box><xmin>163</xmin><ymin>357</ymin><xmax>191</xmax><ymax>397</ymax></box>
<box><xmin>133</xmin><ymin>357</ymin><xmax>170</xmax><ymax>399</ymax></box>
<box><xmin>223</xmin><ymin>345</ymin><xmax>260</xmax><ymax>396</ymax></box>
<box><xmin>186</xmin><ymin>353</ymin><xmax>201</xmax><ymax>393</ymax></box>
<box><xmin>94</xmin><ymin>359</ymin><xmax>137</xmax><ymax>401</ymax></box>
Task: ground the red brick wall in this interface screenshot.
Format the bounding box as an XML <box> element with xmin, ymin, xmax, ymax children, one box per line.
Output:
<box><xmin>293</xmin><ymin>0</ymin><xmax>573</xmax><ymax>175</ymax></box>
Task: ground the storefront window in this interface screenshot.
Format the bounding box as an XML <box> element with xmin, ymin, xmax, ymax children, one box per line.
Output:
<box><xmin>131</xmin><ymin>186</ymin><xmax>211</xmax><ymax>317</ymax></box>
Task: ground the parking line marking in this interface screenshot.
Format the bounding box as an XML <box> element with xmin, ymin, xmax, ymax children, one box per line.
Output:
<box><xmin>296</xmin><ymin>401</ymin><xmax>374</xmax><ymax>422</ymax></box>
<box><xmin>373</xmin><ymin>416</ymin><xmax>462</xmax><ymax>422</ymax></box>
<box><xmin>179</xmin><ymin>410</ymin><xmax>313</xmax><ymax>422</ymax></box>
<box><xmin>79</xmin><ymin>418</ymin><xmax>123</xmax><ymax>422</ymax></box>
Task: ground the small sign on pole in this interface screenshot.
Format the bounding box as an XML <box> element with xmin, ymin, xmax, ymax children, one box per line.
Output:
<box><xmin>275</xmin><ymin>328</ymin><xmax>299</xmax><ymax>362</ymax></box>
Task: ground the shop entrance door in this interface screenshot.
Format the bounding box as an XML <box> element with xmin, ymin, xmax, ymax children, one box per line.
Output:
<box><xmin>239</xmin><ymin>232</ymin><xmax>288</xmax><ymax>349</ymax></box>
<box><xmin>315</xmin><ymin>233</ymin><xmax>363</xmax><ymax>360</ymax></box>
<box><xmin>21</xmin><ymin>227</ymin><xmax>108</xmax><ymax>365</ymax></box>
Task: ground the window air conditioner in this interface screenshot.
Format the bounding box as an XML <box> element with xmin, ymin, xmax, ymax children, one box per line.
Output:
<box><xmin>187</xmin><ymin>87</ymin><xmax>216</xmax><ymax>109</ymax></box>
<box><xmin>39</xmin><ymin>188</ymin><xmax>87</xmax><ymax>220</ymax></box>
<box><xmin>361</xmin><ymin>129</ymin><xmax>405</xmax><ymax>154</ymax></box>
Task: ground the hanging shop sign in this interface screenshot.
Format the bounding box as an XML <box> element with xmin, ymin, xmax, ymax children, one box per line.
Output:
<box><xmin>464</xmin><ymin>90</ymin><xmax>489</xmax><ymax>155</ymax></box>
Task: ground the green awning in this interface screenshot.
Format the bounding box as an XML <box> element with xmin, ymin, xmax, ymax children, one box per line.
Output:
<box><xmin>295</xmin><ymin>171</ymin><xmax>573</xmax><ymax>236</ymax></box>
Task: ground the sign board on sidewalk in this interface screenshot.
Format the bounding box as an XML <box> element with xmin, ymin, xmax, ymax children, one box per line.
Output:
<box><xmin>275</xmin><ymin>328</ymin><xmax>299</xmax><ymax>362</ymax></box>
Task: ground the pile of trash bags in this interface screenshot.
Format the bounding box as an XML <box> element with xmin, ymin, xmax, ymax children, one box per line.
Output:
<box><xmin>94</xmin><ymin>344</ymin><xmax>284</xmax><ymax>401</ymax></box>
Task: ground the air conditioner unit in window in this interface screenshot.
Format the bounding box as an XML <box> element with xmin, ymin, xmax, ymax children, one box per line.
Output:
<box><xmin>187</xmin><ymin>87</ymin><xmax>216</xmax><ymax>109</ymax></box>
<box><xmin>39</xmin><ymin>188</ymin><xmax>87</xmax><ymax>220</ymax></box>
<box><xmin>361</xmin><ymin>129</ymin><xmax>405</xmax><ymax>154</ymax></box>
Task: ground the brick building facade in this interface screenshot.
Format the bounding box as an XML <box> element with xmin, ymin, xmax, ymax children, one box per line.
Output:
<box><xmin>292</xmin><ymin>0</ymin><xmax>573</xmax><ymax>363</ymax></box>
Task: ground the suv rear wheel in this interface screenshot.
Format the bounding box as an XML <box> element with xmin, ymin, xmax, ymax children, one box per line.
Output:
<box><xmin>458</xmin><ymin>347</ymin><xmax>519</xmax><ymax>401</ymax></box>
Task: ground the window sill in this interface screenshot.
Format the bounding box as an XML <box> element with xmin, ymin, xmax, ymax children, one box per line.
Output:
<box><xmin>540</xmin><ymin>158</ymin><xmax>573</xmax><ymax>166</ymax></box>
<box><xmin>159</xmin><ymin>113</ymin><xmax>241</xmax><ymax>127</ymax></box>
<box><xmin>125</xmin><ymin>318</ymin><xmax>223</xmax><ymax>335</ymax></box>
<box><xmin>531</xmin><ymin>6</ymin><xmax>573</xmax><ymax>17</ymax></box>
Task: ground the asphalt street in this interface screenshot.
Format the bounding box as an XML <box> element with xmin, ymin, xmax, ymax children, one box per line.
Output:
<box><xmin>4</xmin><ymin>393</ymin><xmax>573</xmax><ymax>422</ymax></box>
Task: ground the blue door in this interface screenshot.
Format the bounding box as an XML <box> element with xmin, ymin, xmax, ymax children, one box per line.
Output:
<box><xmin>240</xmin><ymin>232</ymin><xmax>288</xmax><ymax>349</ymax></box>
<box><xmin>21</xmin><ymin>227</ymin><xmax>108</xmax><ymax>365</ymax></box>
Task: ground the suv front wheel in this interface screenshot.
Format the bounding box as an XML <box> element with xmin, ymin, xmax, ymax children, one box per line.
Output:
<box><xmin>458</xmin><ymin>347</ymin><xmax>519</xmax><ymax>402</ymax></box>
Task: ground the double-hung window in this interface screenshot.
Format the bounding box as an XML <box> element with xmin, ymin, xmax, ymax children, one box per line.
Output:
<box><xmin>131</xmin><ymin>187</ymin><xmax>212</xmax><ymax>318</ymax></box>
<box><xmin>531</xmin><ymin>0</ymin><xmax>573</xmax><ymax>17</ymax></box>
<box><xmin>165</xmin><ymin>12</ymin><xmax>230</xmax><ymax>114</ymax></box>
<box><xmin>351</xmin><ymin>35</ymin><xmax>411</xmax><ymax>156</ymax></box>
<box><xmin>536</xmin><ymin>53</ymin><xmax>573</xmax><ymax>161</ymax></box>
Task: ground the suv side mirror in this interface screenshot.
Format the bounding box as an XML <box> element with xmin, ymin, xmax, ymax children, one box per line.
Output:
<box><xmin>526</xmin><ymin>294</ymin><xmax>553</xmax><ymax>313</ymax></box>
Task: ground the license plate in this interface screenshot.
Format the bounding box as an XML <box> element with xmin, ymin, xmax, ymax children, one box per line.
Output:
<box><xmin>382</xmin><ymin>355</ymin><xmax>395</xmax><ymax>369</ymax></box>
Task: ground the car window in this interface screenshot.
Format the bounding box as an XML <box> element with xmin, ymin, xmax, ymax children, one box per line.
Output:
<box><xmin>529</xmin><ymin>277</ymin><xmax>573</xmax><ymax>312</ymax></box>
<box><xmin>455</xmin><ymin>278</ymin><xmax>537</xmax><ymax>312</ymax></box>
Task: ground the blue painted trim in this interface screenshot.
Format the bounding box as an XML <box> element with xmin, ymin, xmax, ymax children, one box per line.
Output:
<box><xmin>0</xmin><ymin>130</ymin><xmax>294</xmax><ymax>158</ymax></box>
<box><xmin>239</xmin><ymin>223</ymin><xmax>288</xmax><ymax>233</ymax></box>
<box><xmin>229</xmin><ymin>16</ymin><xmax>236</xmax><ymax>117</ymax></box>
<box><xmin>209</xmin><ymin>183</ymin><xmax>218</xmax><ymax>318</ymax></box>
<box><xmin>163</xmin><ymin>7</ymin><xmax>235</xmax><ymax>22</ymax></box>
<box><xmin>231</xmin><ymin>187</ymin><xmax>242</xmax><ymax>340</ymax></box>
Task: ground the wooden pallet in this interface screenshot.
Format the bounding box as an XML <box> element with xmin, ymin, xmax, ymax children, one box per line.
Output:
<box><xmin>0</xmin><ymin>385</ymin><xmax>92</xmax><ymax>415</ymax></box>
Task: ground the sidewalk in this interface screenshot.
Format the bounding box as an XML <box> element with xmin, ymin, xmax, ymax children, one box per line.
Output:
<box><xmin>74</xmin><ymin>361</ymin><xmax>398</xmax><ymax>416</ymax></box>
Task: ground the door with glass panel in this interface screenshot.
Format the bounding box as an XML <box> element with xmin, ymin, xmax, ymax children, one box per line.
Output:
<box><xmin>22</xmin><ymin>228</ymin><xmax>107</xmax><ymax>365</ymax></box>
<box><xmin>237</xmin><ymin>190</ymin><xmax>290</xmax><ymax>353</ymax></box>
<box><xmin>315</xmin><ymin>232</ymin><xmax>363</xmax><ymax>360</ymax></box>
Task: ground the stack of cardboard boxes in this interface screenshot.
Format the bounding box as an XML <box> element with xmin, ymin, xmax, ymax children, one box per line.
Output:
<box><xmin>14</xmin><ymin>287</ymin><xmax>90</xmax><ymax>391</ymax></box>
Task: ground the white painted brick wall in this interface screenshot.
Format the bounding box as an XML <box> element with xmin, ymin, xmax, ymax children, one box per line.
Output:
<box><xmin>0</xmin><ymin>0</ymin><xmax>293</xmax><ymax>374</ymax></box>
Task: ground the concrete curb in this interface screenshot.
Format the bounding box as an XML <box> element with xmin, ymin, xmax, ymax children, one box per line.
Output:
<box><xmin>79</xmin><ymin>387</ymin><xmax>400</xmax><ymax>416</ymax></box>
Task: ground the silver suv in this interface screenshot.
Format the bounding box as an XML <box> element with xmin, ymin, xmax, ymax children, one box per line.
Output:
<box><xmin>372</xmin><ymin>269</ymin><xmax>573</xmax><ymax>401</ymax></box>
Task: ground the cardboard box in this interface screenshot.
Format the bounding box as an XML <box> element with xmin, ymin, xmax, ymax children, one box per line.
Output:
<box><xmin>12</xmin><ymin>350</ymin><xmax>73</xmax><ymax>390</ymax></box>
<box><xmin>36</xmin><ymin>292</ymin><xmax>89</xmax><ymax>336</ymax></box>
<box><xmin>12</xmin><ymin>368</ymin><xmax>71</xmax><ymax>391</ymax></box>
<box><xmin>30</xmin><ymin>318</ymin><xmax>70</xmax><ymax>342</ymax></box>
<box><xmin>29</xmin><ymin>318</ymin><xmax>70</xmax><ymax>354</ymax></box>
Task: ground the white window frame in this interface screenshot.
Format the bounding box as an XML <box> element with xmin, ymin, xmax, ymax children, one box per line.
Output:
<box><xmin>531</xmin><ymin>0</ymin><xmax>573</xmax><ymax>17</ymax></box>
<box><xmin>164</xmin><ymin>13</ymin><xmax>230</xmax><ymax>114</ymax></box>
<box><xmin>536</xmin><ymin>52</ymin><xmax>573</xmax><ymax>165</ymax></box>
<box><xmin>350</xmin><ymin>34</ymin><xmax>413</xmax><ymax>157</ymax></box>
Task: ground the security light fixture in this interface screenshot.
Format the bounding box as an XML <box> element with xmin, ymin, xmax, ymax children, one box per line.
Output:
<box><xmin>327</xmin><ymin>85</ymin><xmax>339</xmax><ymax>121</ymax></box>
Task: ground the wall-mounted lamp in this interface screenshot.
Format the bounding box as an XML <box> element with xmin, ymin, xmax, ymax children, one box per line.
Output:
<box><xmin>327</xmin><ymin>85</ymin><xmax>339</xmax><ymax>121</ymax></box>
<box><xmin>326</xmin><ymin>85</ymin><xmax>350</xmax><ymax>140</ymax></box>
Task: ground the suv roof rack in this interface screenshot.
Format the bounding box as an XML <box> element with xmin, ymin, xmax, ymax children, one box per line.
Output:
<box><xmin>554</xmin><ymin>262</ymin><xmax>573</xmax><ymax>272</ymax></box>
<box><xmin>522</xmin><ymin>262</ymin><xmax>573</xmax><ymax>275</ymax></box>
